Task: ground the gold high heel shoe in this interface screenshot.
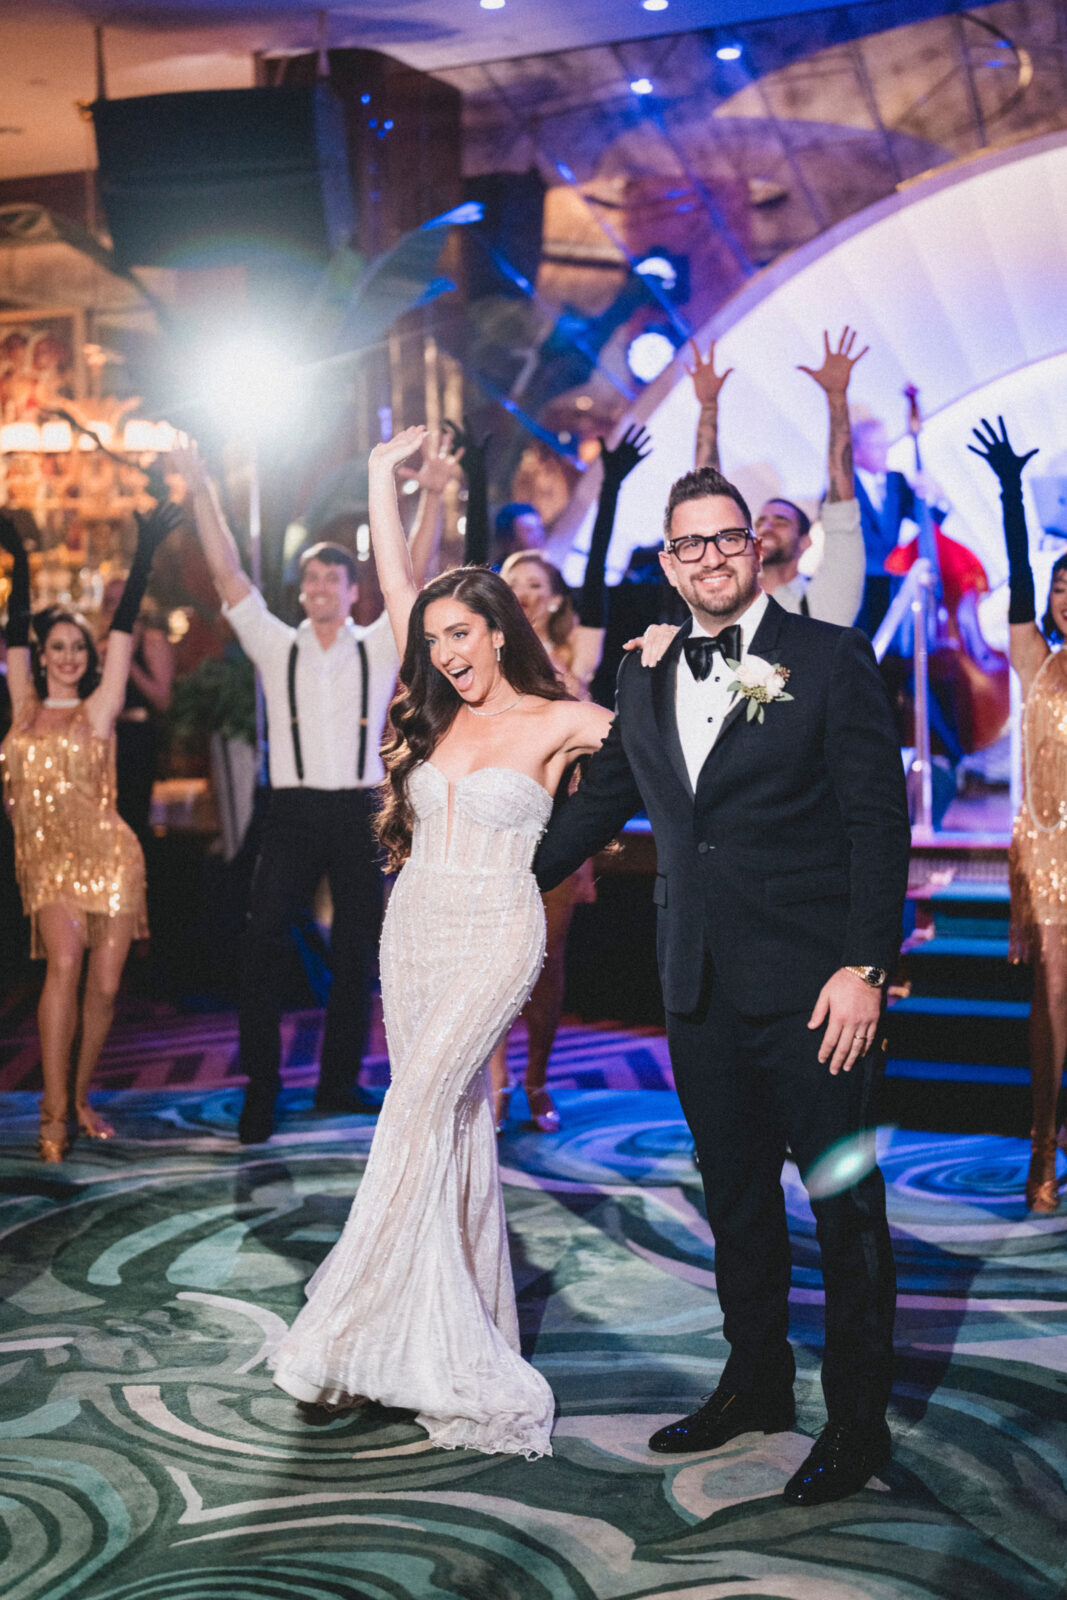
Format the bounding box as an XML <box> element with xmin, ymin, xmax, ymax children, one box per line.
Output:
<box><xmin>37</xmin><ymin>1120</ymin><xmax>68</xmax><ymax>1164</ymax></box>
<box><xmin>526</xmin><ymin>1087</ymin><xmax>560</xmax><ymax>1134</ymax></box>
<box><xmin>1025</xmin><ymin>1136</ymin><xmax>1061</xmax><ymax>1214</ymax></box>
<box><xmin>75</xmin><ymin>1106</ymin><xmax>115</xmax><ymax>1140</ymax></box>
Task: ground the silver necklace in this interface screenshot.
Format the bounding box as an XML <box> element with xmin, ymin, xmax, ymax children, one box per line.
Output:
<box><xmin>466</xmin><ymin>694</ymin><xmax>524</xmax><ymax>718</ymax></box>
<box><xmin>45</xmin><ymin>696</ymin><xmax>80</xmax><ymax>708</ymax></box>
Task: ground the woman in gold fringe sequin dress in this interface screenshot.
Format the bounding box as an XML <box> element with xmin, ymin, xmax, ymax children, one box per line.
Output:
<box><xmin>971</xmin><ymin>419</ymin><xmax>1067</xmax><ymax>1212</ymax></box>
<box><xmin>270</xmin><ymin>426</ymin><xmax>612</xmax><ymax>1458</ymax></box>
<box><xmin>0</xmin><ymin>505</ymin><xmax>178</xmax><ymax>1162</ymax></box>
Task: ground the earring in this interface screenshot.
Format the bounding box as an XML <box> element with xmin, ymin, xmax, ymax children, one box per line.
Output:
<box><xmin>495</xmin><ymin>644</ymin><xmax>502</xmax><ymax>662</ymax></box>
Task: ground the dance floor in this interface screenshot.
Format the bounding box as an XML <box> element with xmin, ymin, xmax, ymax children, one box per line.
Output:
<box><xmin>0</xmin><ymin>1012</ymin><xmax>1064</xmax><ymax>1600</ymax></box>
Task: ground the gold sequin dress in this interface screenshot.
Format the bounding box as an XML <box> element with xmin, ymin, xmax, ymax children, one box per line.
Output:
<box><xmin>0</xmin><ymin>701</ymin><xmax>147</xmax><ymax>957</ymax></box>
<box><xmin>271</xmin><ymin>763</ymin><xmax>555</xmax><ymax>1459</ymax></box>
<box><xmin>1009</xmin><ymin>648</ymin><xmax>1067</xmax><ymax>962</ymax></box>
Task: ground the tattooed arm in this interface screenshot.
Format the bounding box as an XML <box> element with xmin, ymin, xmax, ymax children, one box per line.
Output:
<box><xmin>687</xmin><ymin>339</ymin><xmax>733</xmax><ymax>472</ymax></box>
<box><xmin>797</xmin><ymin>326</ymin><xmax>867</xmax><ymax>503</ymax></box>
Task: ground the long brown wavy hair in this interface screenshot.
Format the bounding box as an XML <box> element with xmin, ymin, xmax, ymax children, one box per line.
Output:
<box><xmin>376</xmin><ymin>566</ymin><xmax>570</xmax><ymax>871</ymax></box>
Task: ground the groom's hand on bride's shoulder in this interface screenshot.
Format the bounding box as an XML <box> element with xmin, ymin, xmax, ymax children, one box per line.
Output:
<box><xmin>807</xmin><ymin>968</ymin><xmax>881</xmax><ymax>1076</ymax></box>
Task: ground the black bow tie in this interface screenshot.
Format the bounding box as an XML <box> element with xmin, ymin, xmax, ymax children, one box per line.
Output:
<box><xmin>684</xmin><ymin>626</ymin><xmax>743</xmax><ymax>682</ymax></box>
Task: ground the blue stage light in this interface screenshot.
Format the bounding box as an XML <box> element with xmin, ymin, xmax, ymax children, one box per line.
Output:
<box><xmin>626</xmin><ymin>328</ymin><xmax>677</xmax><ymax>382</ymax></box>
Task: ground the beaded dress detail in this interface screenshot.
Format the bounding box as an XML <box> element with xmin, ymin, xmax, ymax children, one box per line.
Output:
<box><xmin>272</xmin><ymin>762</ymin><xmax>555</xmax><ymax>1459</ymax></box>
<box><xmin>0</xmin><ymin>702</ymin><xmax>147</xmax><ymax>957</ymax></box>
<box><xmin>1010</xmin><ymin>649</ymin><xmax>1067</xmax><ymax>962</ymax></box>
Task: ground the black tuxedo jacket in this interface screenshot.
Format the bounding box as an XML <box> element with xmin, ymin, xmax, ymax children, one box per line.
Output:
<box><xmin>535</xmin><ymin>597</ymin><xmax>910</xmax><ymax>1017</ymax></box>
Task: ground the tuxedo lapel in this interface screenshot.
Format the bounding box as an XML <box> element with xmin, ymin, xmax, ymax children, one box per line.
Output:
<box><xmin>651</xmin><ymin>616</ymin><xmax>694</xmax><ymax>800</ymax></box>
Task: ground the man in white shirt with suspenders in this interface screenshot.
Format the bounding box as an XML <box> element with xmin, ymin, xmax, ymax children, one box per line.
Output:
<box><xmin>178</xmin><ymin>442</ymin><xmax>449</xmax><ymax>1143</ymax></box>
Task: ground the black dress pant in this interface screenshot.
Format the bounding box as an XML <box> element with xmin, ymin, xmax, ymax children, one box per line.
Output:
<box><xmin>239</xmin><ymin>788</ymin><xmax>383</xmax><ymax>1104</ymax></box>
<box><xmin>667</xmin><ymin>964</ymin><xmax>896</xmax><ymax>1425</ymax></box>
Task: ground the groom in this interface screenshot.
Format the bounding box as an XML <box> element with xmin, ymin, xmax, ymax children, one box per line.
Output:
<box><xmin>535</xmin><ymin>464</ymin><xmax>910</xmax><ymax>1505</ymax></box>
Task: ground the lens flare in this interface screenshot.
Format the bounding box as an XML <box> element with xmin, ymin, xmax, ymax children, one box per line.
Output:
<box><xmin>804</xmin><ymin>1128</ymin><xmax>889</xmax><ymax>1199</ymax></box>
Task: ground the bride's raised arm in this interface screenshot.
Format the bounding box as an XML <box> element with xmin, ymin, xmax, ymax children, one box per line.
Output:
<box><xmin>368</xmin><ymin>425</ymin><xmax>428</xmax><ymax>655</ymax></box>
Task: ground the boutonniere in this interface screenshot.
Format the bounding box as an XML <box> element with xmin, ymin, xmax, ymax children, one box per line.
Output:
<box><xmin>725</xmin><ymin>653</ymin><xmax>794</xmax><ymax>722</ymax></box>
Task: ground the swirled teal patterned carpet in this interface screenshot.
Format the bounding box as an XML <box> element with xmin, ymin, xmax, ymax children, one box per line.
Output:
<box><xmin>1</xmin><ymin>1082</ymin><xmax>1065</xmax><ymax>1600</ymax></box>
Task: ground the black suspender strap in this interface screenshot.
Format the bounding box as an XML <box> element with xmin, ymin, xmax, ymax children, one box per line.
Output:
<box><xmin>357</xmin><ymin>640</ymin><xmax>369</xmax><ymax>781</ymax></box>
<box><xmin>287</xmin><ymin>640</ymin><xmax>304</xmax><ymax>783</ymax></box>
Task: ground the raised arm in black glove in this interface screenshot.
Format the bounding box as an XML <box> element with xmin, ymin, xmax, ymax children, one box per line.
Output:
<box><xmin>0</xmin><ymin>512</ymin><xmax>32</xmax><ymax>649</ymax></box>
<box><xmin>444</xmin><ymin>418</ymin><xmax>492</xmax><ymax>567</ymax></box>
<box><xmin>109</xmin><ymin>502</ymin><xmax>183</xmax><ymax>636</ymax></box>
<box><xmin>578</xmin><ymin>425</ymin><xmax>651</xmax><ymax>629</ymax></box>
<box><xmin>968</xmin><ymin>416</ymin><xmax>1039</xmax><ymax>625</ymax></box>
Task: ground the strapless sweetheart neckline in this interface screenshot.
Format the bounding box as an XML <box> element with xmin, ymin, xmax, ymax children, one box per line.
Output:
<box><xmin>423</xmin><ymin>761</ymin><xmax>553</xmax><ymax>802</ymax></box>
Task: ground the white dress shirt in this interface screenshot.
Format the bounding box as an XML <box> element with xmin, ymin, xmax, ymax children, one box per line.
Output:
<box><xmin>676</xmin><ymin>590</ymin><xmax>769</xmax><ymax>791</ymax></box>
<box><xmin>223</xmin><ymin>587</ymin><xmax>399</xmax><ymax>789</ymax></box>
<box><xmin>855</xmin><ymin>466</ymin><xmax>887</xmax><ymax>516</ymax></box>
<box><xmin>774</xmin><ymin>498</ymin><xmax>865</xmax><ymax>626</ymax></box>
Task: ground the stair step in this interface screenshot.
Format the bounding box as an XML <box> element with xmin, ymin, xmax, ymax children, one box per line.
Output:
<box><xmin>919</xmin><ymin>881</ymin><xmax>1011</xmax><ymax>903</ymax></box>
<box><xmin>889</xmin><ymin>996</ymin><xmax>1028</xmax><ymax>1018</ymax></box>
<box><xmin>883</xmin><ymin>998</ymin><xmax>1023</xmax><ymax>1062</ymax></box>
<box><xmin>925</xmin><ymin>915</ymin><xmax>1010</xmax><ymax>940</ymax></box>
<box><xmin>886</xmin><ymin>1056</ymin><xmax>1029</xmax><ymax>1085</ymax></box>
<box><xmin>908</xmin><ymin>935</ymin><xmax>1010</xmax><ymax>958</ymax></box>
<box><xmin>900</xmin><ymin>941</ymin><xmax>1030</xmax><ymax>1002</ymax></box>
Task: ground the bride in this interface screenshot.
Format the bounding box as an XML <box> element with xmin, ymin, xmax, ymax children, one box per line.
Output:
<box><xmin>271</xmin><ymin>426</ymin><xmax>612</xmax><ymax>1458</ymax></box>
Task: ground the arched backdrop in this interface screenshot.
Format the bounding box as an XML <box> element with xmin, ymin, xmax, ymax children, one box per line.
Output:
<box><xmin>555</xmin><ymin>127</ymin><xmax>1067</xmax><ymax>608</ymax></box>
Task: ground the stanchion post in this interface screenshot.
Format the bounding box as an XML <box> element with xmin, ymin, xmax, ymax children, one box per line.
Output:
<box><xmin>910</xmin><ymin>559</ymin><xmax>935</xmax><ymax>840</ymax></box>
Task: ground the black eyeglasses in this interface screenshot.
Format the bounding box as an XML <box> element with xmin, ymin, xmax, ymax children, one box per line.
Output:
<box><xmin>664</xmin><ymin>528</ymin><xmax>754</xmax><ymax>562</ymax></box>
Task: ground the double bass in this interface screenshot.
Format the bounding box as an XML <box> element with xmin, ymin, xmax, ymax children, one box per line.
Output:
<box><xmin>884</xmin><ymin>385</ymin><xmax>1010</xmax><ymax>754</ymax></box>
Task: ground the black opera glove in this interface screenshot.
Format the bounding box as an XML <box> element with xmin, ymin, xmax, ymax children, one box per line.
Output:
<box><xmin>599</xmin><ymin>425</ymin><xmax>652</xmax><ymax>491</ymax></box>
<box><xmin>968</xmin><ymin>416</ymin><xmax>1038</xmax><ymax>626</ymax></box>
<box><xmin>967</xmin><ymin>415</ymin><xmax>1038</xmax><ymax>490</ymax></box>
<box><xmin>110</xmin><ymin>501</ymin><xmax>183</xmax><ymax>635</ymax></box>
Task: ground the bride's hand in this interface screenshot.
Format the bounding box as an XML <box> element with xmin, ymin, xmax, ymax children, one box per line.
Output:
<box><xmin>623</xmin><ymin>623</ymin><xmax>679</xmax><ymax>667</ymax></box>
<box><xmin>369</xmin><ymin>425</ymin><xmax>428</xmax><ymax>475</ymax></box>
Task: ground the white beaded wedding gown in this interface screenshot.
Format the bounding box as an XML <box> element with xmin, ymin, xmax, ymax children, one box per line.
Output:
<box><xmin>271</xmin><ymin>762</ymin><xmax>555</xmax><ymax>1459</ymax></box>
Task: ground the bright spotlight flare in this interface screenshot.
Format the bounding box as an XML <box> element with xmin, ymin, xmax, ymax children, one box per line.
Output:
<box><xmin>197</xmin><ymin>331</ymin><xmax>307</xmax><ymax>440</ymax></box>
<box><xmin>185</xmin><ymin>201</ymin><xmax>487</xmax><ymax>440</ymax></box>
<box><xmin>803</xmin><ymin>1128</ymin><xmax>892</xmax><ymax>1200</ymax></box>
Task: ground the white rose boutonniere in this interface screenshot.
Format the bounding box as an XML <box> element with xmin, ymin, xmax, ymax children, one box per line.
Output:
<box><xmin>725</xmin><ymin>653</ymin><xmax>794</xmax><ymax>723</ymax></box>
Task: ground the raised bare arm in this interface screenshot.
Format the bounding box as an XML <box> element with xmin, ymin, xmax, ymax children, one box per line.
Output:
<box><xmin>368</xmin><ymin>425</ymin><xmax>429</xmax><ymax>655</ymax></box>
<box><xmin>398</xmin><ymin>427</ymin><xmax>464</xmax><ymax>586</ymax></box>
<box><xmin>797</xmin><ymin>326</ymin><xmax>867</xmax><ymax>504</ymax></box>
<box><xmin>170</xmin><ymin>442</ymin><xmax>251</xmax><ymax>610</ymax></box>
<box><xmin>688</xmin><ymin>339</ymin><xmax>733</xmax><ymax>471</ymax></box>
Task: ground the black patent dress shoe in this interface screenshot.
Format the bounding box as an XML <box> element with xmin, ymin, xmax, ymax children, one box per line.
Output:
<box><xmin>782</xmin><ymin>1419</ymin><xmax>891</xmax><ymax>1505</ymax></box>
<box><xmin>237</xmin><ymin>1100</ymin><xmax>275</xmax><ymax>1145</ymax></box>
<box><xmin>312</xmin><ymin>1087</ymin><xmax>379</xmax><ymax>1116</ymax></box>
<box><xmin>648</xmin><ymin>1383</ymin><xmax>795</xmax><ymax>1454</ymax></box>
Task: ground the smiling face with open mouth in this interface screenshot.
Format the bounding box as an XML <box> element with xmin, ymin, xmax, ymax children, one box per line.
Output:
<box><xmin>423</xmin><ymin>597</ymin><xmax>507</xmax><ymax>707</ymax></box>
<box><xmin>299</xmin><ymin>557</ymin><xmax>358</xmax><ymax>629</ymax></box>
<box><xmin>41</xmin><ymin>620</ymin><xmax>91</xmax><ymax>698</ymax></box>
<box><xmin>659</xmin><ymin>494</ymin><xmax>763</xmax><ymax>630</ymax></box>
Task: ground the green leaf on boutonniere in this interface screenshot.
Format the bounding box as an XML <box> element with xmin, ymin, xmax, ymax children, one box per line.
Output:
<box><xmin>747</xmin><ymin>698</ymin><xmax>759</xmax><ymax>721</ymax></box>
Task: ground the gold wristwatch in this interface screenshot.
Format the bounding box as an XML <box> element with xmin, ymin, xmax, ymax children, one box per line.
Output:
<box><xmin>844</xmin><ymin>965</ymin><xmax>887</xmax><ymax>988</ymax></box>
